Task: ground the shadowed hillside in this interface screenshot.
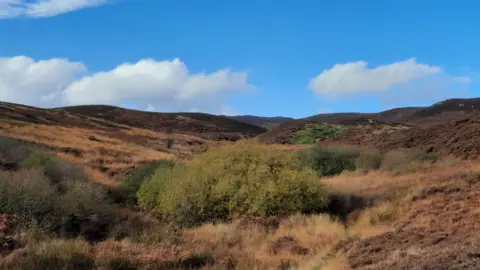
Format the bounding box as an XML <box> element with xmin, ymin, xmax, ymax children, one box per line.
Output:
<box><xmin>304</xmin><ymin>97</ymin><xmax>480</xmax><ymax>126</ymax></box>
<box><xmin>59</xmin><ymin>105</ymin><xmax>267</xmax><ymax>140</ymax></box>
<box><xmin>228</xmin><ymin>115</ymin><xmax>294</xmax><ymax>129</ymax></box>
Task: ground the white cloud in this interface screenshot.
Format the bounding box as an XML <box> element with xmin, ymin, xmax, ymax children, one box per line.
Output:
<box><xmin>309</xmin><ymin>58</ymin><xmax>444</xmax><ymax>98</ymax></box>
<box><xmin>0</xmin><ymin>56</ymin><xmax>86</xmax><ymax>106</ymax></box>
<box><xmin>0</xmin><ymin>0</ymin><xmax>108</xmax><ymax>18</ymax></box>
<box><xmin>0</xmin><ymin>56</ymin><xmax>251</xmax><ymax>114</ymax></box>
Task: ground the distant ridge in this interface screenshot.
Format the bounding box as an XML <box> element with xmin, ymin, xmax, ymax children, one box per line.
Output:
<box><xmin>0</xmin><ymin>102</ymin><xmax>267</xmax><ymax>141</ymax></box>
<box><xmin>228</xmin><ymin>115</ymin><xmax>294</xmax><ymax>129</ymax></box>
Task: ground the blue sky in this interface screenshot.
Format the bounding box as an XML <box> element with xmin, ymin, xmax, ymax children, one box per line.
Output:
<box><xmin>1</xmin><ymin>0</ymin><xmax>479</xmax><ymax>118</ymax></box>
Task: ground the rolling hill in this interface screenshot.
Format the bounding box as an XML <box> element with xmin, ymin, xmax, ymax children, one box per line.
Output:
<box><xmin>0</xmin><ymin>102</ymin><xmax>266</xmax><ymax>182</ymax></box>
<box><xmin>259</xmin><ymin>97</ymin><xmax>480</xmax><ymax>160</ymax></box>
<box><xmin>228</xmin><ymin>115</ymin><xmax>294</xmax><ymax>129</ymax></box>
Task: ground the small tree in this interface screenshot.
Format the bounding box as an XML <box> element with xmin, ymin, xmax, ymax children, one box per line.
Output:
<box><xmin>166</xmin><ymin>136</ymin><xmax>174</xmax><ymax>149</ymax></box>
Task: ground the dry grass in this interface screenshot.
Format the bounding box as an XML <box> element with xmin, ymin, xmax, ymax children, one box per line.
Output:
<box><xmin>3</xmin><ymin>117</ymin><xmax>480</xmax><ymax>269</ymax></box>
<box><xmin>182</xmin><ymin>214</ymin><xmax>348</xmax><ymax>268</ymax></box>
<box><xmin>321</xmin><ymin>159</ymin><xmax>477</xmax><ymax>199</ymax></box>
<box><xmin>2</xmin><ymin>157</ymin><xmax>478</xmax><ymax>269</ymax></box>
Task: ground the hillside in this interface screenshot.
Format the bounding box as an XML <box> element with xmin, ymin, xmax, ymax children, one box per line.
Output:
<box><xmin>305</xmin><ymin>98</ymin><xmax>480</xmax><ymax>126</ymax></box>
<box><xmin>260</xmin><ymin>97</ymin><xmax>480</xmax><ymax>158</ymax></box>
<box><xmin>0</xmin><ymin>102</ymin><xmax>266</xmax><ymax>140</ymax></box>
<box><xmin>0</xmin><ymin>102</ymin><xmax>266</xmax><ymax>183</ymax></box>
<box><xmin>228</xmin><ymin>115</ymin><xmax>294</xmax><ymax>129</ymax></box>
<box><xmin>59</xmin><ymin>105</ymin><xmax>267</xmax><ymax>140</ymax></box>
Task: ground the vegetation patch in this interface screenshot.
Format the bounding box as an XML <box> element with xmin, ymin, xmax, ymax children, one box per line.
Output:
<box><xmin>381</xmin><ymin>148</ymin><xmax>439</xmax><ymax>174</ymax></box>
<box><xmin>297</xmin><ymin>146</ymin><xmax>359</xmax><ymax>177</ymax></box>
<box><xmin>298</xmin><ymin>145</ymin><xmax>441</xmax><ymax>178</ymax></box>
<box><xmin>120</xmin><ymin>159</ymin><xmax>176</xmax><ymax>205</ymax></box>
<box><xmin>138</xmin><ymin>140</ymin><xmax>329</xmax><ymax>227</ymax></box>
<box><xmin>291</xmin><ymin>123</ymin><xmax>346</xmax><ymax>144</ymax></box>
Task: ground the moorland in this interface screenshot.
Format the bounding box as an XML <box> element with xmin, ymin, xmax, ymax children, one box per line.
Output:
<box><xmin>1</xmin><ymin>97</ymin><xmax>480</xmax><ymax>269</ymax></box>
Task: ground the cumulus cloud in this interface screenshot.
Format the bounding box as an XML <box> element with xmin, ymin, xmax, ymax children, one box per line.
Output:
<box><xmin>309</xmin><ymin>58</ymin><xmax>444</xmax><ymax>97</ymax></box>
<box><xmin>0</xmin><ymin>56</ymin><xmax>86</xmax><ymax>106</ymax></box>
<box><xmin>0</xmin><ymin>56</ymin><xmax>251</xmax><ymax>114</ymax></box>
<box><xmin>0</xmin><ymin>0</ymin><xmax>108</xmax><ymax>18</ymax></box>
<box><xmin>308</xmin><ymin>58</ymin><xmax>473</xmax><ymax>107</ymax></box>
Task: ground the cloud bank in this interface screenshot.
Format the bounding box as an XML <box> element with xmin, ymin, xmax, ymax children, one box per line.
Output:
<box><xmin>0</xmin><ymin>56</ymin><xmax>251</xmax><ymax>115</ymax></box>
<box><xmin>0</xmin><ymin>0</ymin><xmax>108</xmax><ymax>18</ymax></box>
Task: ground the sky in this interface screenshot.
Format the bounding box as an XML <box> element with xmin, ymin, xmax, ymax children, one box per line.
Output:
<box><xmin>1</xmin><ymin>0</ymin><xmax>480</xmax><ymax>118</ymax></box>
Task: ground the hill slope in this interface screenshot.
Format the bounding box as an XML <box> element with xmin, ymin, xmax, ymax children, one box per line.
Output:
<box><xmin>228</xmin><ymin>115</ymin><xmax>294</xmax><ymax>129</ymax></box>
<box><xmin>59</xmin><ymin>105</ymin><xmax>267</xmax><ymax>140</ymax></box>
<box><xmin>0</xmin><ymin>102</ymin><xmax>266</xmax><ymax>182</ymax></box>
<box><xmin>261</xmin><ymin>97</ymin><xmax>480</xmax><ymax>151</ymax></box>
<box><xmin>305</xmin><ymin>98</ymin><xmax>480</xmax><ymax>126</ymax></box>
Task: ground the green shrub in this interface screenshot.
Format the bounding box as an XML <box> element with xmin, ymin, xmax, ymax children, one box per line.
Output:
<box><xmin>292</xmin><ymin>123</ymin><xmax>345</xmax><ymax>145</ymax></box>
<box><xmin>137</xmin><ymin>164</ymin><xmax>177</xmax><ymax>211</ymax></box>
<box><xmin>121</xmin><ymin>160</ymin><xmax>176</xmax><ymax>205</ymax></box>
<box><xmin>355</xmin><ymin>149</ymin><xmax>382</xmax><ymax>171</ymax></box>
<box><xmin>21</xmin><ymin>151</ymin><xmax>52</xmax><ymax>169</ymax></box>
<box><xmin>0</xmin><ymin>136</ymin><xmax>33</xmax><ymax>164</ymax></box>
<box><xmin>0</xmin><ymin>169</ymin><xmax>59</xmax><ymax>229</ymax></box>
<box><xmin>138</xmin><ymin>140</ymin><xmax>329</xmax><ymax>227</ymax></box>
<box><xmin>166</xmin><ymin>136</ymin><xmax>175</xmax><ymax>149</ymax></box>
<box><xmin>0</xmin><ymin>168</ymin><xmax>113</xmax><ymax>234</ymax></box>
<box><xmin>297</xmin><ymin>146</ymin><xmax>359</xmax><ymax>177</ymax></box>
<box><xmin>381</xmin><ymin>149</ymin><xmax>439</xmax><ymax>174</ymax></box>
<box><xmin>20</xmin><ymin>151</ymin><xmax>88</xmax><ymax>186</ymax></box>
<box><xmin>43</xmin><ymin>158</ymin><xmax>88</xmax><ymax>186</ymax></box>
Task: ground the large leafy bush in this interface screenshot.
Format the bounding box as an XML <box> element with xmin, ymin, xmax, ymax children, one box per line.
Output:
<box><xmin>138</xmin><ymin>140</ymin><xmax>329</xmax><ymax>227</ymax></box>
<box><xmin>120</xmin><ymin>160</ymin><xmax>176</xmax><ymax>204</ymax></box>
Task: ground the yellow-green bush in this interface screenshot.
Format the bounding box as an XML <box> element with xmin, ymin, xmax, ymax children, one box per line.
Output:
<box><xmin>120</xmin><ymin>160</ymin><xmax>176</xmax><ymax>205</ymax></box>
<box><xmin>138</xmin><ymin>140</ymin><xmax>329</xmax><ymax>227</ymax></box>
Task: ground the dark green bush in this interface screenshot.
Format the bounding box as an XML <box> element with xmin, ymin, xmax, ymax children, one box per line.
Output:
<box><xmin>21</xmin><ymin>151</ymin><xmax>52</xmax><ymax>169</ymax></box>
<box><xmin>297</xmin><ymin>146</ymin><xmax>359</xmax><ymax>177</ymax></box>
<box><xmin>138</xmin><ymin>140</ymin><xmax>329</xmax><ymax>227</ymax></box>
<box><xmin>0</xmin><ymin>136</ymin><xmax>33</xmax><ymax>163</ymax></box>
<box><xmin>20</xmin><ymin>151</ymin><xmax>88</xmax><ymax>188</ymax></box>
<box><xmin>0</xmin><ymin>169</ymin><xmax>59</xmax><ymax>229</ymax></box>
<box><xmin>355</xmin><ymin>149</ymin><xmax>383</xmax><ymax>171</ymax></box>
<box><xmin>0</xmin><ymin>168</ymin><xmax>113</xmax><ymax>235</ymax></box>
<box><xmin>292</xmin><ymin>123</ymin><xmax>345</xmax><ymax>144</ymax></box>
<box><xmin>166</xmin><ymin>136</ymin><xmax>175</xmax><ymax>149</ymax></box>
<box><xmin>120</xmin><ymin>160</ymin><xmax>176</xmax><ymax>205</ymax></box>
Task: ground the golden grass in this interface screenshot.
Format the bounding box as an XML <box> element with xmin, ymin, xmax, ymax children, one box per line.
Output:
<box><xmin>321</xmin><ymin>159</ymin><xmax>478</xmax><ymax>199</ymax></box>
<box><xmin>183</xmin><ymin>214</ymin><xmax>349</xmax><ymax>268</ymax></box>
